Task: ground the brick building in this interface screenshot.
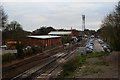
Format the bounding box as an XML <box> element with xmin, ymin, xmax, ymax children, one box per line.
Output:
<box><xmin>48</xmin><ymin>31</ymin><xmax>72</xmax><ymax>39</ymax></box>
<box><xmin>5</xmin><ymin>35</ymin><xmax>61</xmax><ymax>49</ymax></box>
<box><xmin>49</xmin><ymin>30</ymin><xmax>79</xmax><ymax>38</ymax></box>
<box><xmin>26</xmin><ymin>35</ymin><xmax>61</xmax><ymax>48</ymax></box>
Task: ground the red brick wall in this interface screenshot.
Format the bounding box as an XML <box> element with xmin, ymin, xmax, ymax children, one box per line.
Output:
<box><xmin>6</xmin><ymin>37</ymin><xmax>62</xmax><ymax>49</ymax></box>
<box><xmin>22</xmin><ymin>37</ymin><xmax>61</xmax><ymax>48</ymax></box>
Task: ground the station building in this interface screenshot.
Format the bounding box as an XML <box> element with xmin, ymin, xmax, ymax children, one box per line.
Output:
<box><xmin>4</xmin><ymin>35</ymin><xmax>61</xmax><ymax>49</ymax></box>
<box><xmin>25</xmin><ymin>35</ymin><xmax>61</xmax><ymax>48</ymax></box>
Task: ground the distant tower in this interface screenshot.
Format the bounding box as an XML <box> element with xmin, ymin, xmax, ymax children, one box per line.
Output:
<box><xmin>82</xmin><ymin>15</ymin><xmax>85</xmax><ymax>31</ymax></box>
<box><xmin>71</xmin><ymin>27</ymin><xmax>72</xmax><ymax>36</ymax></box>
<box><xmin>71</xmin><ymin>27</ymin><xmax>72</xmax><ymax>31</ymax></box>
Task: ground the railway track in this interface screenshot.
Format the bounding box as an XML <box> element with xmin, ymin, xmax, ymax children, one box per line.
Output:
<box><xmin>11</xmin><ymin>44</ymin><xmax>78</xmax><ymax>80</ymax></box>
<box><xmin>2</xmin><ymin>46</ymin><xmax>64</xmax><ymax>79</ymax></box>
<box><xmin>36</xmin><ymin>49</ymin><xmax>79</xmax><ymax>80</ymax></box>
<box><xmin>3</xmin><ymin>46</ymin><xmax>63</xmax><ymax>73</ymax></box>
<box><xmin>10</xmin><ymin>39</ymin><xmax>87</xmax><ymax>80</ymax></box>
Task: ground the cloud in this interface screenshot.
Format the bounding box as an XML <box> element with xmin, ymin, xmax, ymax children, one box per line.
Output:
<box><xmin>21</xmin><ymin>15</ymin><xmax>47</xmax><ymax>23</ymax></box>
<box><xmin>2</xmin><ymin>2</ymin><xmax>117</xmax><ymax>31</ymax></box>
<box><xmin>2</xmin><ymin>0</ymin><xmax>119</xmax><ymax>2</ymax></box>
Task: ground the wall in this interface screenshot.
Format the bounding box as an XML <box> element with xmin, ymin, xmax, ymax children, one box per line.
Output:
<box><xmin>23</xmin><ymin>37</ymin><xmax>62</xmax><ymax>48</ymax></box>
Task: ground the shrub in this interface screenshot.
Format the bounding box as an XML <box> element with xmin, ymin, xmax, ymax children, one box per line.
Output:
<box><xmin>62</xmin><ymin>36</ymin><xmax>69</xmax><ymax>44</ymax></box>
<box><xmin>31</xmin><ymin>46</ymin><xmax>40</xmax><ymax>53</ymax></box>
<box><xmin>24</xmin><ymin>48</ymin><xmax>33</xmax><ymax>56</ymax></box>
<box><xmin>2</xmin><ymin>53</ymin><xmax>14</xmax><ymax>64</ymax></box>
<box><xmin>15</xmin><ymin>41</ymin><xmax>24</xmax><ymax>58</ymax></box>
<box><xmin>60</xmin><ymin>55</ymin><xmax>86</xmax><ymax>78</ymax></box>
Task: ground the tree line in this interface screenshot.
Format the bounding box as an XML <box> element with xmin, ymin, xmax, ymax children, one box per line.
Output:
<box><xmin>98</xmin><ymin>1</ymin><xmax>120</xmax><ymax>51</ymax></box>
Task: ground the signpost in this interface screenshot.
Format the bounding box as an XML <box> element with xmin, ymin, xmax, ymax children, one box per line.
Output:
<box><xmin>78</xmin><ymin>47</ymin><xmax>86</xmax><ymax>55</ymax></box>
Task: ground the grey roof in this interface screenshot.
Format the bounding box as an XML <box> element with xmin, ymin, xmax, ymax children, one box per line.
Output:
<box><xmin>48</xmin><ymin>31</ymin><xmax>72</xmax><ymax>35</ymax></box>
<box><xmin>27</xmin><ymin>35</ymin><xmax>61</xmax><ymax>39</ymax></box>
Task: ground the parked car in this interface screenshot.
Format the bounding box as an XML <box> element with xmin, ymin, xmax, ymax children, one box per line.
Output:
<box><xmin>98</xmin><ymin>39</ymin><xmax>104</xmax><ymax>44</ymax></box>
<box><xmin>25</xmin><ymin>46</ymin><xmax>31</xmax><ymax>50</ymax></box>
<box><xmin>85</xmin><ymin>38</ymin><xmax>95</xmax><ymax>53</ymax></box>
<box><xmin>102</xmin><ymin>44</ymin><xmax>111</xmax><ymax>52</ymax></box>
<box><xmin>86</xmin><ymin>47</ymin><xmax>93</xmax><ymax>53</ymax></box>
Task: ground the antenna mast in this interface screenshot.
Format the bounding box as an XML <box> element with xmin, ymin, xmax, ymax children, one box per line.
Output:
<box><xmin>82</xmin><ymin>15</ymin><xmax>85</xmax><ymax>31</ymax></box>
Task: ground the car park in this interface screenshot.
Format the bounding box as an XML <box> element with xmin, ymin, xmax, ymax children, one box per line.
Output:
<box><xmin>86</xmin><ymin>38</ymin><xmax>95</xmax><ymax>53</ymax></box>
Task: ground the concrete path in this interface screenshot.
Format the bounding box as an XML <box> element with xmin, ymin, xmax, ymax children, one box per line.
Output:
<box><xmin>93</xmin><ymin>40</ymin><xmax>104</xmax><ymax>52</ymax></box>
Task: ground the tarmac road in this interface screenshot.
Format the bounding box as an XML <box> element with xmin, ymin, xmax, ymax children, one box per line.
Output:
<box><xmin>93</xmin><ymin>40</ymin><xmax>104</xmax><ymax>52</ymax></box>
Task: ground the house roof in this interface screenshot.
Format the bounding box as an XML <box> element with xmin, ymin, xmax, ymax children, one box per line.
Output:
<box><xmin>48</xmin><ymin>31</ymin><xmax>72</xmax><ymax>35</ymax></box>
<box><xmin>27</xmin><ymin>35</ymin><xmax>61</xmax><ymax>39</ymax></box>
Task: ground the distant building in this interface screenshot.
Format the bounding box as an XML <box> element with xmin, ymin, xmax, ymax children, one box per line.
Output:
<box><xmin>48</xmin><ymin>31</ymin><xmax>72</xmax><ymax>36</ymax></box>
<box><xmin>48</xmin><ymin>31</ymin><xmax>72</xmax><ymax>40</ymax></box>
<box><xmin>71</xmin><ymin>29</ymin><xmax>79</xmax><ymax>38</ymax></box>
<box><xmin>4</xmin><ymin>35</ymin><xmax>61</xmax><ymax>50</ymax></box>
<box><xmin>26</xmin><ymin>35</ymin><xmax>61</xmax><ymax>48</ymax></box>
<box><xmin>49</xmin><ymin>30</ymin><xmax>79</xmax><ymax>38</ymax></box>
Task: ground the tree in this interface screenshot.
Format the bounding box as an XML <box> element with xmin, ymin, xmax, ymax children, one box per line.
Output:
<box><xmin>0</xmin><ymin>5</ymin><xmax>8</xmax><ymax>29</ymax></box>
<box><xmin>33</xmin><ymin>26</ymin><xmax>55</xmax><ymax>35</ymax></box>
<box><xmin>61</xmin><ymin>36</ymin><xmax>69</xmax><ymax>44</ymax></box>
<box><xmin>84</xmin><ymin>29</ymin><xmax>96</xmax><ymax>36</ymax></box>
<box><xmin>16</xmin><ymin>41</ymin><xmax>24</xmax><ymax>58</ymax></box>
<box><xmin>100</xmin><ymin>1</ymin><xmax>120</xmax><ymax>51</ymax></box>
<box><xmin>2</xmin><ymin>21</ymin><xmax>28</xmax><ymax>41</ymax></box>
<box><xmin>5</xmin><ymin>21</ymin><xmax>22</xmax><ymax>31</ymax></box>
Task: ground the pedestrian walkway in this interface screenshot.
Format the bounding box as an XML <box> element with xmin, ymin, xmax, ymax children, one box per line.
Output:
<box><xmin>93</xmin><ymin>40</ymin><xmax>104</xmax><ymax>52</ymax></box>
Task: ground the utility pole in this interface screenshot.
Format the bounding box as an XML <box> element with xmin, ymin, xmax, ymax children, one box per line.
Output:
<box><xmin>82</xmin><ymin>15</ymin><xmax>85</xmax><ymax>31</ymax></box>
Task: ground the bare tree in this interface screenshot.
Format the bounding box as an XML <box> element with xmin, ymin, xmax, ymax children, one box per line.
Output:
<box><xmin>100</xmin><ymin>1</ymin><xmax>120</xmax><ymax>51</ymax></box>
<box><xmin>0</xmin><ymin>5</ymin><xmax>8</xmax><ymax>29</ymax></box>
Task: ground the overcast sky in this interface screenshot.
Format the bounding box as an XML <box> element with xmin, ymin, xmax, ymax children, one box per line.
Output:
<box><xmin>1</xmin><ymin>0</ymin><xmax>119</xmax><ymax>31</ymax></box>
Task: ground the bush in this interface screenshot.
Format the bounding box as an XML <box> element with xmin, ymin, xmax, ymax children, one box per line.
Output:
<box><xmin>24</xmin><ymin>48</ymin><xmax>33</xmax><ymax>56</ymax></box>
<box><xmin>31</xmin><ymin>46</ymin><xmax>40</xmax><ymax>53</ymax></box>
<box><xmin>63</xmin><ymin>59</ymin><xmax>77</xmax><ymax>73</ymax></box>
<box><xmin>62</xmin><ymin>36</ymin><xmax>69</xmax><ymax>44</ymax></box>
<box><xmin>15</xmin><ymin>42</ymin><xmax>24</xmax><ymax>58</ymax></box>
<box><xmin>60</xmin><ymin>55</ymin><xmax>86</xmax><ymax>78</ymax></box>
<box><xmin>2</xmin><ymin>53</ymin><xmax>14</xmax><ymax>64</ymax></box>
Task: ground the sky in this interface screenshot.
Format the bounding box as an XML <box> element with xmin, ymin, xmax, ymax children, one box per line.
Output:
<box><xmin>1</xmin><ymin>0</ymin><xmax>119</xmax><ymax>31</ymax></box>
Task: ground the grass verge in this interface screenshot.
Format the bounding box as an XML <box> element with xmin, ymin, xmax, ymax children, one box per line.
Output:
<box><xmin>82</xmin><ymin>67</ymin><xmax>103</xmax><ymax>74</ymax></box>
<box><xmin>2</xmin><ymin>53</ymin><xmax>15</xmax><ymax>64</ymax></box>
<box><xmin>86</xmin><ymin>52</ymin><xmax>109</xmax><ymax>58</ymax></box>
<box><xmin>59</xmin><ymin>52</ymin><xmax>109</xmax><ymax>78</ymax></box>
<box><xmin>93</xmin><ymin>61</ymin><xmax>109</xmax><ymax>66</ymax></box>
